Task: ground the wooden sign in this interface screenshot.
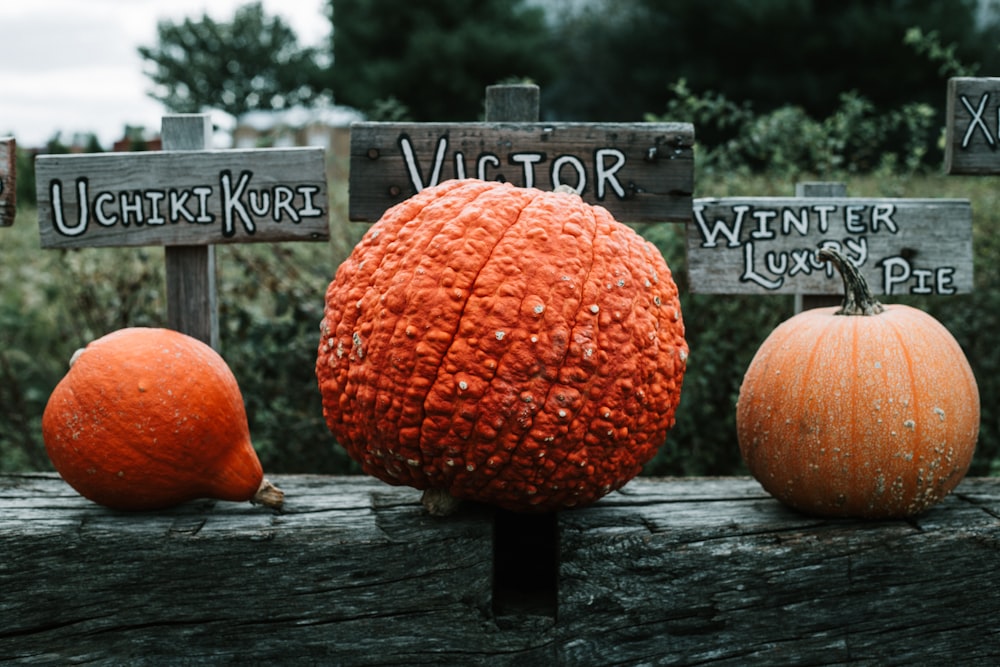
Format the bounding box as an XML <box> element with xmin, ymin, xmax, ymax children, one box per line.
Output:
<box><xmin>945</xmin><ymin>77</ymin><xmax>1000</xmax><ymax>174</ymax></box>
<box><xmin>36</xmin><ymin>147</ymin><xmax>329</xmax><ymax>248</ymax></box>
<box><xmin>0</xmin><ymin>137</ymin><xmax>14</xmax><ymax>227</ymax></box>
<box><xmin>348</xmin><ymin>122</ymin><xmax>694</xmax><ymax>222</ymax></box>
<box><xmin>687</xmin><ymin>197</ymin><xmax>973</xmax><ymax>295</ymax></box>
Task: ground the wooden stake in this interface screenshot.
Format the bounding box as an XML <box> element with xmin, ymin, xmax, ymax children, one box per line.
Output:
<box><xmin>0</xmin><ymin>137</ymin><xmax>15</xmax><ymax>227</ymax></box>
<box><xmin>485</xmin><ymin>83</ymin><xmax>540</xmax><ymax>122</ymax></box>
<box><xmin>161</xmin><ymin>115</ymin><xmax>219</xmax><ymax>349</ymax></box>
<box><xmin>794</xmin><ymin>181</ymin><xmax>846</xmax><ymax>313</ymax></box>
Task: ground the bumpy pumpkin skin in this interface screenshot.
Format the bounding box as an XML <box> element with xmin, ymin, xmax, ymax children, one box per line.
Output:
<box><xmin>317</xmin><ymin>179</ymin><xmax>687</xmax><ymax>512</ymax></box>
<box><xmin>42</xmin><ymin>327</ymin><xmax>279</xmax><ymax>511</ymax></box>
<box><xmin>737</xmin><ymin>305</ymin><xmax>979</xmax><ymax>519</ymax></box>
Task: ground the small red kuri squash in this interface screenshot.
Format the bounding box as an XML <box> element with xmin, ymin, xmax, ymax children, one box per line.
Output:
<box><xmin>317</xmin><ymin>179</ymin><xmax>687</xmax><ymax>513</ymax></box>
<box><xmin>736</xmin><ymin>248</ymin><xmax>979</xmax><ymax>518</ymax></box>
<box><xmin>42</xmin><ymin>327</ymin><xmax>283</xmax><ymax>511</ymax></box>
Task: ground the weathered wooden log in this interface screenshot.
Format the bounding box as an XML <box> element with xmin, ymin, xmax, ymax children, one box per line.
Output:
<box><xmin>2</xmin><ymin>474</ymin><xmax>999</xmax><ymax>665</ymax></box>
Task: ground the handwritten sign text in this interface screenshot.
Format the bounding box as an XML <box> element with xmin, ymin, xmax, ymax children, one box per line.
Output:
<box><xmin>36</xmin><ymin>147</ymin><xmax>329</xmax><ymax>248</ymax></box>
<box><xmin>348</xmin><ymin>122</ymin><xmax>694</xmax><ymax>222</ymax></box>
<box><xmin>687</xmin><ymin>197</ymin><xmax>973</xmax><ymax>295</ymax></box>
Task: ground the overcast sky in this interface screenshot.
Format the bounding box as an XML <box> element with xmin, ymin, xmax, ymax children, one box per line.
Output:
<box><xmin>0</xmin><ymin>0</ymin><xmax>329</xmax><ymax>148</ymax></box>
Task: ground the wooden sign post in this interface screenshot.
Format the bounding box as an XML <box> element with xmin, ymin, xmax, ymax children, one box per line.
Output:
<box><xmin>686</xmin><ymin>192</ymin><xmax>973</xmax><ymax>297</ymax></box>
<box><xmin>35</xmin><ymin>114</ymin><xmax>329</xmax><ymax>347</ymax></box>
<box><xmin>0</xmin><ymin>137</ymin><xmax>14</xmax><ymax>227</ymax></box>
<box><xmin>945</xmin><ymin>76</ymin><xmax>1000</xmax><ymax>174</ymax></box>
<box><xmin>348</xmin><ymin>90</ymin><xmax>694</xmax><ymax>223</ymax></box>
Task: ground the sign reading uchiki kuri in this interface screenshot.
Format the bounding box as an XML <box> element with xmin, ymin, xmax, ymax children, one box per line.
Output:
<box><xmin>687</xmin><ymin>197</ymin><xmax>973</xmax><ymax>295</ymax></box>
<box><xmin>348</xmin><ymin>122</ymin><xmax>694</xmax><ymax>222</ymax></box>
<box><xmin>36</xmin><ymin>147</ymin><xmax>329</xmax><ymax>248</ymax></box>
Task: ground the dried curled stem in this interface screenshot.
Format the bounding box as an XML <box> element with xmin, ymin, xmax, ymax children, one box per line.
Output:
<box><xmin>818</xmin><ymin>247</ymin><xmax>885</xmax><ymax>316</ymax></box>
<box><xmin>251</xmin><ymin>478</ymin><xmax>285</xmax><ymax>509</ymax></box>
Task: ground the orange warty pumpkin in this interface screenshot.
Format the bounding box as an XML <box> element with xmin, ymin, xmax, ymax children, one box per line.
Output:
<box><xmin>736</xmin><ymin>248</ymin><xmax>979</xmax><ymax>518</ymax></box>
<box><xmin>317</xmin><ymin>179</ymin><xmax>687</xmax><ymax>513</ymax></box>
<box><xmin>42</xmin><ymin>327</ymin><xmax>283</xmax><ymax>511</ymax></box>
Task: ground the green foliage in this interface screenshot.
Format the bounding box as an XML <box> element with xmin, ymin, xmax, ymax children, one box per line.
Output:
<box><xmin>328</xmin><ymin>0</ymin><xmax>554</xmax><ymax>121</ymax></box>
<box><xmin>138</xmin><ymin>2</ymin><xmax>325</xmax><ymax>118</ymax></box>
<box><xmin>649</xmin><ymin>81</ymin><xmax>938</xmax><ymax>179</ymax></box>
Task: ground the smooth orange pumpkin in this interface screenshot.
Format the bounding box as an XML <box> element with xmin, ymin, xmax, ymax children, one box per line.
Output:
<box><xmin>736</xmin><ymin>248</ymin><xmax>979</xmax><ymax>518</ymax></box>
<box><xmin>317</xmin><ymin>179</ymin><xmax>687</xmax><ymax>513</ymax></box>
<box><xmin>42</xmin><ymin>327</ymin><xmax>283</xmax><ymax>511</ymax></box>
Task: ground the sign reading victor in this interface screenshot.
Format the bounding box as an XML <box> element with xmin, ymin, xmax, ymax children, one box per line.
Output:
<box><xmin>688</xmin><ymin>197</ymin><xmax>973</xmax><ymax>295</ymax></box>
<box><xmin>36</xmin><ymin>147</ymin><xmax>329</xmax><ymax>248</ymax></box>
<box><xmin>945</xmin><ymin>77</ymin><xmax>1000</xmax><ymax>174</ymax></box>
<box><xmin>0</xmin><ymin>137</ymin><xmax>14</xmax><ymax>227</ymax></box>
<box><xmin>348</xmin><ymin>122</ymin><xmax>694</xmax><ymax>222</ymax></box>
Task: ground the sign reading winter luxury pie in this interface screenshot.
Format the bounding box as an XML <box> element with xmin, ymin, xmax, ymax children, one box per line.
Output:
<box><xmin>35</xmin><ymin>147</ymin><xmax>329</xmax><ymax>248</ymax></box>
<box><xmin>348</xmin><ymin>122</ymin><xmax>695</xmax><ymax>222</ymax></box>
<box><xmin>687</xmin><ymin>197</ymin><xmax>973</xmax><ymax>295</ymax></box>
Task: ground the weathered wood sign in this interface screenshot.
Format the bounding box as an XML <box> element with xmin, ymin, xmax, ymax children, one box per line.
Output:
<box><xmin>35</xmin><ymin>146</ymin><xmax>329</xmax><ymax>248</ymax></box>
<box><xmin>348</xmin><ymin>122</ymin><xmax>694</xmax><ymax>222</ymax></box>
<box><xmin>0</xmin><ymin>137</ymin><xmax>14</xmax><ymax>226</ymax></box>
<box><xmin>945</xmin><ymin>77</ymin><xmax>1000</xmax><ymax>174</ymax></box>
<box><xmin>687</xmin><ymin>197</ymin><xmax>973</xmax><ymax>295</ymax></box>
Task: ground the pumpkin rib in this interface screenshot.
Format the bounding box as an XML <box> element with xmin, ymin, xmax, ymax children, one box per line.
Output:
<box><xmin>516</xmin><ymin>194</ymin><xmax>601</xmax><ymax>494</ymax></box>
<box><xmin>359</xmin><ymin>181</ymin><xmax>520</xmax><ymax>487</ymax></box>
<box><xmin>442</xmin><ymin>188</ymin><xmax>598</xmax><ymax>502</ymax></box>
<box><xmin>407</xmin><ymin>184</ymin><xmax>530</xmax><ymax>483</ymax></box>
<box><xmin>419</xmin><ymin>184</ymin><xmax>550</xmax><ymax>488</ymax></box>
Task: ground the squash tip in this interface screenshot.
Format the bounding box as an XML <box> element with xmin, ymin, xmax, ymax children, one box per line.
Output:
<box><xmin>251</xmin><ymin>478</ymin><xmax>284</xmax><ymax>509</ymax></box>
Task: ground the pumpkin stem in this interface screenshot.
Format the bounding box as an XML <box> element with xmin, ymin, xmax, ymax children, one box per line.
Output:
<box><xmin>421</xmin><ymin>488</ymin><xmax>463</xmax><ymax>516</ymax></box>
<box><xmin>251</xmin><ymin>478</ymin><xmax>284</xmax><ymax>509</ymax></box>
<box><xmin>817</xmin><ymin>247</ymin><xmax>884</xmax><ymax>316</ymax></box>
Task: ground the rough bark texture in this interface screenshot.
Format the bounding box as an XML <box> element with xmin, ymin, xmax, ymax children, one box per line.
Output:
<box><xmin>3</xmin><ymin>474</ymin><xmax>999</xmax><ymax>665</ymax></box>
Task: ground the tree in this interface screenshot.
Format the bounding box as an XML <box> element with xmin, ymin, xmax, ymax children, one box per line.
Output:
<box><xmin>138</xmin><ymin>2</ymin><xmax>325</xmax><ymax>119</ymax></box>
<box><xmin>327</xmin><ymin>0</ymin><xmax>554</xmax><ymax>121</ymax></box>
<box><xmin>544</xmin><ymin>0</ymin><xmax>1000</xmax><ymax>123</ymax></box>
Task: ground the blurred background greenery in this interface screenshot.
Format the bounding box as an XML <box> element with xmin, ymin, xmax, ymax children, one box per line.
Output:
<box><xmin>4</xmin><ymin>0</ymin><xmax>1000</xmax><ymax>476</ymax></box>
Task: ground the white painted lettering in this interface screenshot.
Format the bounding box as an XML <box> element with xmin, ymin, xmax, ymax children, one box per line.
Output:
<box><xmin>595</xmin><ymin>148</ymin><xmax>626</xmax><ymax>200</ymax></box>
<box><xmin>50</xmin><ymin>178</ymin><xmax>89</xmax><ymax>237</ymax></box>
<box><xmin>551</xmin><ymin>155</ymin><xmax>586</xmax><ymax>193</ymax></box>
<box><xmin>220</xmin><ymin>170</ymin><xmax>254</xmax><ymax>236</ymax></box>
<box><xmin>960</xmin><ymin>93</ymin><xmax>995</xmax><ymax>148</ymax></box>
<box><xmin>477</xmin><ymin>154</ymin><xmax>500</xmax><ymax>180</ymax></box>
<box><xmin>95</xmin><ymin>192</ymin><xmax>117</xmax><ymax>226</ymax></box>
<box><xmin>119</xmin><ymin>192</ymin><xmax>143</xmax><ymax>226</ymax></box>
<box><xmin>750</xmin><ymin>209</ymin><xmax>777</xmax><ymax>239</ymax></box>
<box><xmin>169</xmin><ymin>190</ymin><xmax>196</xmax><ymax>223</ymax></box>
<box><xmin>249</xmin><ymin>190</ymin><xmax>271</xmax><ymax>217</ymax></box>
<box><xmin>399</xmin><ymin>133</ymin><xmax>447</xmax><ymax>191</ymax></box>
<box><xmin>297</xmin><ymin>186</ymin><xmax>323</xmax><ymax>217</ymax></box>
<box><xmin>511</xmin><ymin>153</ymin><xmax>544</xmax><ymax>188</ymax></box>
<box><xmin>693</xmin><ymin>204</ymin><xmax>747</xmax><ymax>248</ymax></box>
<box><xmin>145</xmin><ymin>191</ymin><xmax>166</xmax><ymax>225</ymax></box>
<box><xmin>273</xmin><ymin>186</ymin><xmax>298</xmax><ymax>222</ymax></box>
